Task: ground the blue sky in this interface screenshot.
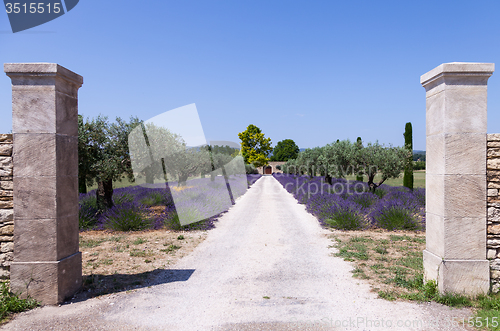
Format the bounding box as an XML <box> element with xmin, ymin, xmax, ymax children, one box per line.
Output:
<box><xmin>1</xmin><ymin>0</ymin><xmax>500</xmax><ymax>151</ymax></box>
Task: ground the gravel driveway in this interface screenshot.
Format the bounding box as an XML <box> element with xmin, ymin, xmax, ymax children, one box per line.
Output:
<box><xmin>2</xmin><ymin>176</ymin><xmax>473</xmax><ymax>331</ymax></box>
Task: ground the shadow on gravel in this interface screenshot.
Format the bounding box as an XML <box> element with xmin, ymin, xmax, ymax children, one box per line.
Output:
<box><xmin>68</xmin><ymin>269</ymin><xmax>195</xmax><ymax>304</ymax></box>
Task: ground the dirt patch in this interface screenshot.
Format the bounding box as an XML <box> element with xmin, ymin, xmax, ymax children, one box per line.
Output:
<box><xmin>327</xmin><ymin>228</ymin><xmax>426</xmax><ymax>299</ymax></box>
<box><xmin>77</xmin><ymin>229</ymin><xmax>207</xmax><ymax>300</ymax></box>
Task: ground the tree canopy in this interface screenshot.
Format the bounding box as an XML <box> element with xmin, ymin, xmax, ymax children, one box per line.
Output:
<box><xmin>270</xmin><ymin>139</ymin><xmax>299</xmax><ymax>162</ymax></box>
<box><xmin>78</xmin><ymin>115</ymin><xmax>142</xmax><ymax>210</ymax></box>
<box><xmin>281</xmin><ymin>139</ymin><xmax>408</xmax><ymax>191</ymax></box>
<box><xmin>238</xmin><ymin>124</ymin><xmax>272</xmax><ymax>167</ymax></box>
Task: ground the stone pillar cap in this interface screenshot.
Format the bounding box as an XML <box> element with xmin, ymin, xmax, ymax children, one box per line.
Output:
<box><xmin>4</xmin><ymin>63</ymin><xmax>83</xmax><ymax>86</ymax></box>
<box><xmin>421</xmin><ymin>62</ymin><xmax>494</xmax><ymax>86</ymax></box>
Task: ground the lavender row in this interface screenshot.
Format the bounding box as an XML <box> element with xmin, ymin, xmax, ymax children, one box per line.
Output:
<box><xmin>79</xmin><ymin>174</ymin><xmax>262</xmax><ymax>232</ymax></box>
<box><xmin>273</xmin><ymin>174</ymin><xmax>425</xmax><ymax>231</ymax></box>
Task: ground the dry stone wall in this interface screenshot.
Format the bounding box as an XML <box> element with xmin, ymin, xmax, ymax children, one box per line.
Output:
<box><xmin>0</xmin><ymin>134</ymin><xmax>13</xmax><ymax>279</ymax></box>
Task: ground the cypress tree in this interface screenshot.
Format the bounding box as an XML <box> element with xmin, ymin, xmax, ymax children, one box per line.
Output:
<box><xmin>356</xmin><ymin>137</ymin><xmax>363</xmax><ymax>182</ymax></box>
<box><xmin>403</xmin><ymin>122</ymin><xmax>414</xmax><ymax>190</ymax></box>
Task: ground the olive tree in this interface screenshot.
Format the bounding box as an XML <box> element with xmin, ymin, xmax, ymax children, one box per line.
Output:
<box><xmin>78</xmin><ymin>115</ymin><xmax>142</xmax><ymax>210</ymax></box>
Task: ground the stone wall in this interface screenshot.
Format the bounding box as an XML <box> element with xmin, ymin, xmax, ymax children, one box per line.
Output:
<box><xmin>0</xmin><ymin>134</ymin><xmax>13</xmax><ymax>279</ymax></box>
<box><xmin>487</xmin><ymin>134</ymin><xmax>500</xmax><ymax>292</ymax></box>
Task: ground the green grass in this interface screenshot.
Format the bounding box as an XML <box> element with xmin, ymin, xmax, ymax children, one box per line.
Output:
<box><xmin>132</xmin><ymin>238</ymin><xmax>147</xmax><ymax>245</ymax></box>
<box><xmin>160</xmin><ymin>244</ymin><xmax>181</xmax><ymax>253</ymax></box>
<box><xmin>345</xmin><ymin>170</ymin><xmax>425</xmax><ymax>188</ymax></box>
<box><xmin>0</xmin><ymin>281</ymin><xmax>38</xmax><ymax>321</ymax></box>
<box><xmin>331</xmin><ymin>232</ymin><xmax>500</xmax><ymax>331</ymax></box>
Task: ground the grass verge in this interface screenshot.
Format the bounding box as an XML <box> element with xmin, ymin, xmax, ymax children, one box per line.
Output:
<box><xmin>78</xmin><ymin>229</ymin><xmax>207</xmax><ymax>299</ymax></box>
<box><xmin>329</xmin><ymin>229</ymin><xmax>500</xmax><ymax>331</ymax></box>
<box><xmin>0</xmin><ymin>281</ymin><xmax>38</xmax><ymax>323</ymax></box>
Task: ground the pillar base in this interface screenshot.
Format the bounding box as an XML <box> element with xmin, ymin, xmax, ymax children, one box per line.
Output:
<box><xmin>10</xmin><ymin>252</ymin><xmax>81</xmax><ymax>305</ymax></box>
<box><xmin>423</xmin><ymin>249</ymin><xmax>489</xmax><ymax>296</ymax></box>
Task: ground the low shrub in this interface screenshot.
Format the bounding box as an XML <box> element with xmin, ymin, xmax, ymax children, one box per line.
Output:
<box><xmin>348</xmin><ymin>192</ymin><xmax>378</xmax><ymax>209</ymax></box>
<box><xmin>139</xmin><ymin>192</ymin><xmax>164</xmax><ymax>206</ymax></box>
<box><xmin>323</xmin><ymin>200</ymin><xmax>365</xmax><ymax>230</ymax></box>
<box><xmin>371</xmin><ymin>200</ymin><xmax>422</xmax><ymax>230</ymax></box>
<box><xmin>79</xmin><ymin>193</ymin><xmax>99</xmax><ymax>230</ymax></box>
<box><xmin>100</xmin><ymin>202</ymin><xmax>151</xmax><ymax>231</ymax></box>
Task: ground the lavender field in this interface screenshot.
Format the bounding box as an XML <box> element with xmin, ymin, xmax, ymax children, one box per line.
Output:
<box><xmin>273</xmin><ymin>174</ymin><xmax>425</xmax><ymax>231</ymax></box>
<box><xmin>79</xmin><ymin>174</ymin><xmax>262</xmax><ymax>232</ymax></box>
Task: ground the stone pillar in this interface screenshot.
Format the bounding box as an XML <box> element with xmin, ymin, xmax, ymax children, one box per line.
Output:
<box><xmin>421</xmin><ymin>62</ymin><xmax>494</xmax><ymax>295</ymax></box>
<box><xmin>4</xmin><ymin>63</ymin><xmax>83</xmax><ymax>304</ymax></box>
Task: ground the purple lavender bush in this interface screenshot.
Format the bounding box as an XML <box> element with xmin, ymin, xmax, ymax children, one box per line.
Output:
<box><xmin>99</xmin><ymin>202</ymin><xmax>152</xmax><ymax>231</ymax></box>
<box><xmin>370</xmin><ymin>199</ymin><xmax>423</xmax><ymax>230</ymax></box>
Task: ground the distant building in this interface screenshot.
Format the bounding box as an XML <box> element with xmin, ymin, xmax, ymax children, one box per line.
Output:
<box><xmin>257</xmin><ymin>161</ymin><xmax>286</xmax><ymax>174</ymax></box>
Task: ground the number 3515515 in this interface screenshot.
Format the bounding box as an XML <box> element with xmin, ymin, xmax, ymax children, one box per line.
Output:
<box><xmin>5</xmin><ymin>3</ymin><xmax>61</xmax><ymax>14</ymax></box>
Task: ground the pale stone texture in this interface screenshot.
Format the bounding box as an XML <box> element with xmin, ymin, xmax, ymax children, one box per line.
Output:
<box><xmin>0</xmin><ymin>135</ymin><xmax>13</xmax><ymax>279</ymax></box>
<box><xmin>4</xmin><ymin>63</ymin><xmax>83</xmax><ymax>304</ymax></box>
<box><xmin>487</xmin><ymin>132</ymin><xmax>500</xmax><ymax>292</ymax></box>
<box><xmin>422</xmin><ymin>62</ymin><xmax>494</xmax><ymax>296</ymax></box>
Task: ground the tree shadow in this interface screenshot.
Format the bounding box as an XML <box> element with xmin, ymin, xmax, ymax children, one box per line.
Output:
<box><xmin>69</xmin><ymin>268</ymin><xmax>195</xmax><ymax>304</ymax></box>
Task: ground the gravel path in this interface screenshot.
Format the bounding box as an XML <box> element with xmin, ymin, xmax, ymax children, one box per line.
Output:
<box><xmin>2</xmin><ymin>176</ymin><xmax>473</xmax><ymax>331</ymax></box>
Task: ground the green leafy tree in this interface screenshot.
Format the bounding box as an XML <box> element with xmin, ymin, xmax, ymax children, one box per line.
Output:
<box><xmin>238</xmin><ymin>124</ymin><xmax>272</xmax><ymax>167</ymax></box>
<box><xmin>78</xmin><ymin>115</ymin><xmax>142</xmax><ymax>210</ymax></box>
<box><xmin>403</xmin><ymin>122</ymin><xmax>414</xmax><ymax>190</ymax></box>
<box><xmin>270</xmin><ymin>139</ymin><xmax>299</xmax><ymax>162</ymax></box>
<box><xmin>319</xmin><ymin>140</ymin><xmax>357</xmax><ymax>180</ymax></box>
<box><xmin>358</xmin><ymin>142</ymin><xmax>407</xmax><ymax>192</ymax></box>
<box><xmin>296</xmin><ymin>147</ymin><xmax>323</xmax><ymax>177</ymax></box>
<box><xmin>165</xmin><ymin>146</ymin><xmax>211</xmax><ymax>186</ymax></box>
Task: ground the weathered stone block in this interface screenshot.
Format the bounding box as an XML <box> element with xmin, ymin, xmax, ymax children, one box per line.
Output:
<box><xmin>489</xmin><ymin>158</ymin><xmax>500</xmax><ymax>170</ymax></box>
<box><xmin>489</xmin><ymin>182</ymin><xmax>500</xmax><ymax>189</ymax></box>
<box><xmin>0</xmin><ymin>252</ymin><xmax>13</xmax><ymax>264</ymax></box>
<box><xmin>0</xmin><ymin>200</ymin><xmax>12</xmax><ymax>209</ymax></box>
<box><xmin>0</xmin><ymin>135</ymin><xmax>12</xmax><ymax>143</ymax></box>
<box><xmin>10</xmin><ymin>252</ymin><xmax>82</xmax><ymax>304</ymax></box>
<box><xmin>427</xmin><ymin>133</ymin><xmax>486</xmax><ymax>175</ymax></box>
<box><xmin>489</xmin><ymin>224</ymin><xmax>500</xmax><ymax>235</ymax></box>
<box><xmin>444</xmin><ymin>217</ymin><xmax>485</xmax><ymax>259</ymax></box>
<box><xmin>425</xmin><ymin>212</ymin><xmax>444</xmax><ymax>256</ymax></box>
<box><xmin>0</xmin><ymin>210</ymin><xmax>13</xmax><ymax>222</ymax></box>
<box><xmin>56</xmin><ymin>214</ymin><xmax>79</xmax><ymax>260</ymax></box>
<box><xmin>0</xmin><ymin>267</ymin><xmax>9</xmax><ymax>279</ymax></box>
<box><xmin>489</xmin><ymin>189</ymin><xmax>499</xmax><ymax>197</ymax></box>
<box><xmin>488</xmin><ymin>249</ymin><xmax>497</xmax><ymax>259</ymax></box>
<box><xmin>13</xmin><ymin>176</ymin><xmax>56</xmax><ymax>220</ymax></box>
<box><xmin>14</xmin><ymin>219</ymin><xmax>57</xmax><ymax>262</ymax></box>
<box><xmin>488</xmin><ymin>134</ymin><xmax>500</xmax><ymax>141</ymax></box>
<box><xmin>0</xmin><ymin>190</ymin><xmax>12</xmax><ymax>197</ymax></box>
<box><xmin>488</xmin><ymin>148</ymin><xmax>500</xmax><ymax>157</ymax></box>
<box><xmin>0</xmin><ymin>236</ymin><xmax>13</xmax><ymax>242</ymax></box>
<box><xmin>488</xmin><ymin>170</ymin><xmax>500</xmax><ymax>181</ymax></box>
<box><xmin>0</xmin><ymin>225</ymin><xmax>13</xmax><ymax>236</ymax></box>
<box><xmin>0</xmin><ymin>181</ymin><xmax>13</xmax><ymax>190</ymax></box>
<box><xmin>0</xmin><ymin>144</ymin><xmax>12</xmax><ymax>156</ymax></box>
<box><xmin>424</xmin><ymin>250</ymin><xmax>489</xmax><ymax>295</ymax></box>
<box><xmin>0</xmin><ymin>157</ymin><xmax>12</xmax><ymax>167</ymax></box>
<box><xmin>489</xmin><ymin>142</ymin><xmax>500</xmax><ymax>148</ymax></box>
<box><xmin>1</xmin><ymin>242</ymin><xmax>13</xmax><ymax>253</ymax></box>
<box><xmin>427</xmin><ymin>174</ymin><xmax>486</xmax><ymax>218</ymax></box>
<box><xmin>13</xmin><ymin>134</ymin><xmax>56</xmax><ymax>177</ymax></box>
